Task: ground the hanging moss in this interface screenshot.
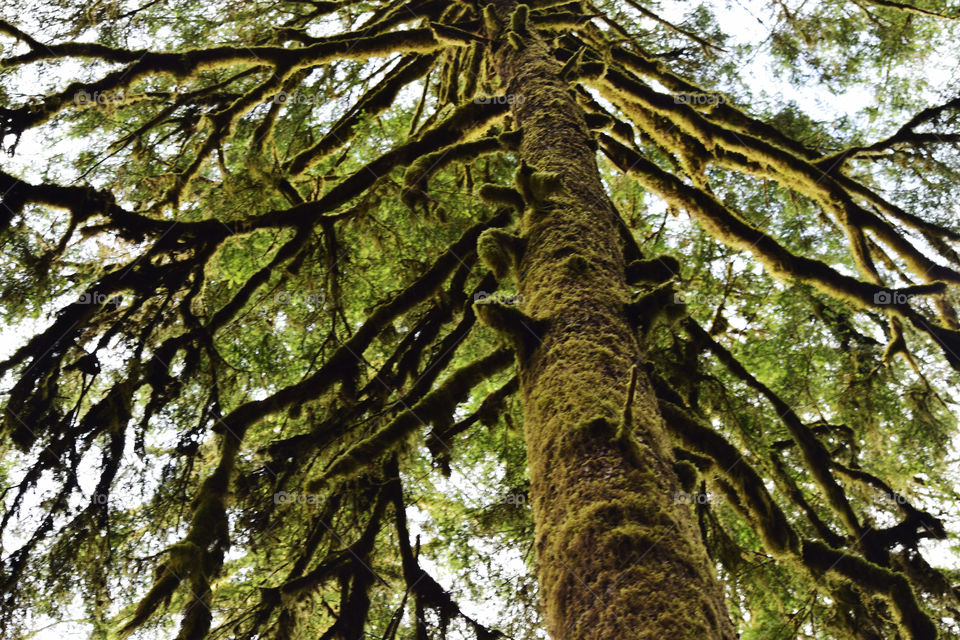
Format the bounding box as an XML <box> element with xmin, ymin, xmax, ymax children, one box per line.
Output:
<box><xmin>685</xmin><ymin>320</ymin><xmax>868</xmax><ymax>538</ymax></box>
<box><xmin>801</xmin><ymin>540</ymin><xmax>938</xmax><ymax>640</ymax></box>
<box><xmin>425</xmin><ymin>375</ymin><xmax>519</xmax><ymax>467</ymax></box>
<box><xmin>531</xmin><ymin>12</ymin><xmax>593</xmax><ymax>30</ymax></box>
<box><xmin>430</xmin><ymin>22</ymin><xmax>485</xmax><ymax>46</ymax></box>
<box><xmin>625</xmin><ymin>256</ymin><xmax>680</xmax><ymax>285</ymax></box>
<box><xmin>121</xmin><ymin>417</ymin><xmax>236</xmax><ymax>638</ymax></box>
<box><xmin>528</xmin><ymin>171</ymin><xmax>562</xmax><ymax>202</ymax></box>
<box><xmin>659</xmin><ymin>400</ymin><xmax>800</xmax><ymax>558</ymax></box>
<box><xmin>672</xmin><ymin>460</ymin><xmax>700</xmax><ymax>494</ymax></box>
<box><xmin>626</xmin><ymin>281</ymin><xmax>687</xmax><ymax>342</ymax></box>
<box><xmin>401</xmin><ymin>135</ymin><xmax>504</xmax><ymax>209</ymax></box>
<box><xmin>510</xmin><ymin>4</ymin><xmax>531</xmax><ymax>34</ymax></box>
<box><xmin>310</xmin><ymin>348</ymin><xmax>513</xmax><ymax>487</ymax></box>
<box><xmin>475</xmin><ymin>301</ymin><xmax>546</xmax><ymax>361</ymax></box>
<box><xmin>674</xmin><ymin>448</ymin><xmax>715</xmax><ymax>474</ymax></box>
<box><xmin>438</xmin><ymin>49</ymin><xmax>456</xmax><ymax>107</ymax></box>
<box><xmin>482</xmin><ymin>4</ymin><xmax>499</xmax><ymax>33</ymax></box>
<box><xmin>574</xmin><ymin>60</ymin><xmax>606</xmax><ymax>80</ymax></box>
<box><xmin>527</xmin><ymin>0</ymin><xmax>580</xmax><ymax>8</ymax></box>
<box><xmin>459</xmin><ymin>42</ymin><xmax>483</xmax><ymax>102</ymax></box>
<box><xmin>513</xmin><ymin>161</ymin><xmax>562</xmax><ymax>205</ymax></box>
<box><xmin>118</xmin><ymin>558</ymin><xmax>189</xmax><ymax>636</ymax></box>
<box><xmin>583</xmin><ymin>112</ymin><xmax>613</xmax><ymax>130</ymax></box>
<box><xmin>478</xmin><ymin>183</ymin><xmax>526</xmax><ymax>211</ymax></box>
<box><xmin>604</xmin><ymin>131</ymin><xmax>960</xmax><ymax>369</ymax></box>
<box><xmin>477</xmin><ymin>228</ymin><xmax>526</xmax><ymax>281</ymax></box>
<box><xmin>559</xmin><ymin>45</ymin><xmax>586</xmax><ymax>80</ymax></box>
<box><xmin>617</xmin><ymin>365</ymin><xmax>638</xmax><ymax>440</ymax></box>
<box><xmin>598</xmin><ymin>57</ymin><xmax>960</xmax><ymax>290</ymax></box>
<box><xmin>285</xmin><ymin>54</ymin><xmax>436</xmax><ymax>175</ymax></box>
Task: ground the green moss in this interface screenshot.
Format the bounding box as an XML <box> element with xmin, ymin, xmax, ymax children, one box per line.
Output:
<box><xmin>559</xmin><ymin>45</ymin><xmax>586</xmax><ymax>80</ymax></box>
<box><xmin>529</xmin><ymin>171</ymin><xmax>562</xmax><ymax>202</ymax></box>
<box><xmin>475</xmin><ymin>301</ymin><xmax>546</xmax><ymax>360</ymax></box>
<box><xmin>482</xmin><ymin>4</ymin><xmax>499</xmax><ymax>33</ymax></box>
<box><xmin>626</xmin><ymin>255</ymin><xmax>680</xmax><ymax>284</ymax></box>
<box><xmin>510</xmin><ymin>4</ymin><xmax>530</xmax><ymax>34</ymax></box>
<box><xmin>584</xmin><ymin>112</ymin><xmax>613</xmax><ymax>130</ymax></box>
<box><xmin>672</xmin><ymin>460</ymin><xmax>699</xmax><ymax>493</ymax></box>
<box><xmin>478</xmin><ymin>183</ymin><xmax>525</xmax><ymax>211</ymax></box>
<box><xmin>477</xmin><ymin>228</ymin><xmax>525</xmax><ymax>281</ymax></box>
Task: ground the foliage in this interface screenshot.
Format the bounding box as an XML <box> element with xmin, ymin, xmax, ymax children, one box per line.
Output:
<box><xmin>1</xmin><ymin>0</ymin><xmax>960</xmax><ymax>639</ymax></box>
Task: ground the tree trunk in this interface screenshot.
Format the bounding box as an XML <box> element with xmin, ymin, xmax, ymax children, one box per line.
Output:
<box><xmin>485</xmin><ymin>5</ymin><xmax>737</xmax><ymax>639</ymax></box>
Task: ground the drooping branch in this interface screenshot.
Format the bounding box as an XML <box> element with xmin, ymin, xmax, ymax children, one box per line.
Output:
<box><xmin>311</xmin><ymin>346</ymin><xmax>513</xmax><ymax>486</ymax></box>
<box><xmin>0</xmin><ymin>25</ymin><xmax>468</xmax><ymax>144</ymax></box>
<box><xmin>823</xmin><ymin>94</ymin><xmax>960</xmax><ymax>164</ymax></box>
<box><xmin>684</xmin><ymin>320</ymin><xmax>865</xmax><ymax>539</ymax></box>
<box><xmin>386</xmin><ymin>456</ymin><xmax>506</xmax><ymax>640</ymax></box>
<box><xmin>658</xmin><ymin>399</ymin><xmax>940</xmax><ymax>640</ymax></box>
<box><xmin>855</xmin><ymin>0</ymin><xmax>960</xmax><ymax>19</ymax></box>
<box><xmin>284</xmin><ymin>53</ymin><xmax>437</xmax><ymax>176</ymax></box>
<box><xmin>425</xmin><ymin>375</ymin><xmax>518</xmax><ymax>470</ymax></box>
<box><xmin>600</xmin><ymin>134</ymin><xmax>960</xmax><ymax>369</ymax></box>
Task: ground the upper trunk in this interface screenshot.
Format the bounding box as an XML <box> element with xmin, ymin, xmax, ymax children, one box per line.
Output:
<box><xmin>484</xmin><ymin>4</ymin><xmax>737</xmax><ymax>639</ymax></box>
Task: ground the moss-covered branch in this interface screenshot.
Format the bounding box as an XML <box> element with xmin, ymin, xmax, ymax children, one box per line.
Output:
<box><xmin>312</xmin><ymin>347</ymin><xmax>513</xmax><ymax>485</ymax></box>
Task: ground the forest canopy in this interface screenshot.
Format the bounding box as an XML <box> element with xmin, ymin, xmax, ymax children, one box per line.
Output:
<box><xmin>1</xmin><ymin>0</ymin><xmax>960</xmax><ymax>639</ymax></box>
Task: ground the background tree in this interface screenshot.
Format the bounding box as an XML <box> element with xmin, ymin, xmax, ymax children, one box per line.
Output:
<box><xmin>1</xmin><ymin>0</ymin><xmax>960</xmax><ymax>639</ymax></box>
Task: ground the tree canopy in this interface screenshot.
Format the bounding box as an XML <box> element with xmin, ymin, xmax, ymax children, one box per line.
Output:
<box><xmin>1</xmin><ymin>0</ymin><xmax>960</xmax><ymax>639</ymax></box>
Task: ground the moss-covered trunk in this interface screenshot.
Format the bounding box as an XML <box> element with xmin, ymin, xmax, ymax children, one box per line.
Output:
<box><xmin>484</xmin><ymin>4</ymin><xmax>736</xmax><ymax>639</ymax></box>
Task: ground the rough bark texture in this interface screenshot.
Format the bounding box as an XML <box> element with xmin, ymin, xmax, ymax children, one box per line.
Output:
<box><xmin>485</xmin><ymin>4</ymin><xmax>737</xmax><ymax>639</ymax></box>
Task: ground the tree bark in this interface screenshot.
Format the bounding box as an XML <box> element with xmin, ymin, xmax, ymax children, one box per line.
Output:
<box><xmin>484</xmin><ymin>4</ymin><xmax>737</xmax><ymax>639</ymax></box>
